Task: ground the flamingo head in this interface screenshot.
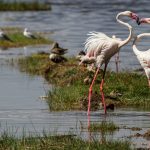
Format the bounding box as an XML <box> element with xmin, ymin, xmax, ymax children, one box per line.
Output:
<box><xmin>138</xmin><ymin>18</ymin><xmax>150</xmax><ymax>25</ymax></box>
<box><xmin>122</xmin><ymin>11</ymin><xmax>140</xmax><ymax>25</ymax></box>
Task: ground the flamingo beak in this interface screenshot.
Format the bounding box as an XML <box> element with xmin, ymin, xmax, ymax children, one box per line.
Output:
<box><xmin>139</xmin><ymin>18</ymin><xmax>150</xmax><ymax>25</ymax></box>
<box><xmin>131</xmin><ymin>13</ymin><xmax>140</xmax><ymax>25</ymax></box>
<box><xmin>136</xmin><ymin>17</ymin><xmax>141</xmax><ymax>25</ymax></box>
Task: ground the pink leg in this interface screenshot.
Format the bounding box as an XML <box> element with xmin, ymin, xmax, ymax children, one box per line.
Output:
<box><xmin>100</xmin><ymin>79</ymin><xmax>106</xmax><ymax>114</ymax></box>
<box><xmin>87</xmin><ymin>67</ymin><xmax>100</xmax><ymax>128</ymax></box>
<box><xmin>148</xmin><ymin>79</ymin><xmax>150</xmax><ymax>88</ymax></box>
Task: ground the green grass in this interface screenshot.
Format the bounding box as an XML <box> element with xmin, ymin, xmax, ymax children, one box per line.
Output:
<box><xmin>0</xmin><ymin>132</ymin><xmax>131</xmax><ymax>150</ymax></box>
<box><xmin>0</xmin><ymin>1</ymin><xmax>51</xmax><ymax>11</ymax></box>
<box><xmin>0</xmin><ymin>27</ymin><xmax>52</xmax><ymax>48</ymax></box>
<box><xmin>16</xmin><ymin>54</ymin><xmax>150</xmax><ymax>111</ymax></box>
<box><xmin>89</xmin><ymin>121</ymin><xmax>119</xmax><ymax>132</ymax></box>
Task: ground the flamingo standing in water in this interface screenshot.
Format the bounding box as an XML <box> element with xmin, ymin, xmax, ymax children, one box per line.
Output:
<box><xmin>80</xmin><ymin>11</ymin><xmax>139</xmax><ymax>127</ymax></box>
<box><xmin>132</xmin><ymin>17</ymin><xmax>150</xmax><ymax>87</ymax></box>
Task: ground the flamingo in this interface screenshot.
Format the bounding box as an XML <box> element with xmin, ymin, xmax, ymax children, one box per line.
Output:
<box><xmin>132</xmin><ymin>17</ymin><xmax>150</xmax><ymax>87</ymax></box>
<box><xmin>79</xmin><ymin>11</ymin><xmax>139</xmax><ymax>128</ymax></box>
<box><xmin>23</xmin><ymin>28</ymin><xmax>36</xmax><ymax>39</ymax></box>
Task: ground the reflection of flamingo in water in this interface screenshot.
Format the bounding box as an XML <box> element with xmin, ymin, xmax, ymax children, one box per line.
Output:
<box><xmin>79</xmin><ymin>11</ymin><xmax>139</xmax><ymax>128</ymax></box>
<box><xmin>132</xmin><ymin>33</ymin><xmax>150</xmax><ymax>87</ymax></box>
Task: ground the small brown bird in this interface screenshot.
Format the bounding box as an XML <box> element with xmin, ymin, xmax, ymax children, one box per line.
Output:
<box><xmin>49</xmin><ymin>42</ymin><xmax>68</xmax><ymax>63</ymax></box>
<box><xmin>50</xmin><ymin>42</ymin><xmax>68</xmax><ymax>55</ymax></box>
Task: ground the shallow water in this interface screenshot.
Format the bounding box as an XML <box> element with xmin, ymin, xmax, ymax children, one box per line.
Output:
<box><xmin>0</xmin><ymin>0</ymin><xmax>149</xmax><ymax>149</ymax></box>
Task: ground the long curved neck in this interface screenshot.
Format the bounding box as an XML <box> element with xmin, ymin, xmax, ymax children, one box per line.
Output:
<box><xmin>116</xmin><ymin>13</ymin><xmax>133</xmax><ymax>48</ymax></box>
<box><xmin>133</xmin><ymin>33</ymin><xmax>150</xmax><ymax>55</ymax></box>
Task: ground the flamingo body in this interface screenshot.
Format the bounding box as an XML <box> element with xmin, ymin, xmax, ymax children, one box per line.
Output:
<box><xmin>83</xmin><ymin>32</ymin><xmax>121</xmax><ymax>67</ymax></box>
<box><xmin>133</xmin><ymin>33</ymin><xmax>150</xmax><ymax>87</ymax></box>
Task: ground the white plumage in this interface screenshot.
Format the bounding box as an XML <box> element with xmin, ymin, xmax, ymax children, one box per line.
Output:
<box><xmin>133</xmin><ymin>33</ymin><xmax>150</xmax><ymax>87</ymax></box>
<box><xmin>23</xmin><ymin>28</ymin><xmax>36</xmax><ymax>39</ymax></box>
<box><xmin>83</xmin><ymin>31</ymin><xmax>120</xmax><ymax>67</ymax></box>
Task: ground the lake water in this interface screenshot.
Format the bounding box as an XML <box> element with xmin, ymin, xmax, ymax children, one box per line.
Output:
<box><xmin>0</xmin><ymin>0</ymin><xmax>150</xmax><ymax>148</ymax></box>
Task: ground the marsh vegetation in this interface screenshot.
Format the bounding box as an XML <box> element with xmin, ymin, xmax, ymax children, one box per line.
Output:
<box><xmin>0</xmin><ymin>132</ymin><xmax>131</xmax><ymax>150</ymax></box>
<box><xmin>16</xmin><ymin>53</ymin><xmax>150</xmax><ymax>111</ymax></box>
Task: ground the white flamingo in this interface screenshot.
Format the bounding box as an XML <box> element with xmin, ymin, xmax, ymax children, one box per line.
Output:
<box><xmin>80</xmin><ymin>11</ymin><xmax>139</xmax><ymax>128</ymax></box>
<box><xmin>132</xmin><ymin>17</ymin><xmax>150</xmax><ymax>87</ymax></box>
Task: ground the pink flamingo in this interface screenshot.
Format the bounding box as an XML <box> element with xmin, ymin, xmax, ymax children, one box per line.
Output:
<box><xmin>80</xmin><ymin>11</ymin><xmax>139</xmax><ymax>128</ymax></box>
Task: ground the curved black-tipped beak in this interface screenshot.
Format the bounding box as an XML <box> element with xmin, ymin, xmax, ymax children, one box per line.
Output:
<box><xmin>131</xmin><ymin>13</ymin><xmax>140</xmax><ymax>25</ymax></box>
<box><xmin>136</xmin><ymin>17</ymin><xmax>141</xmax><ymax>25</ymax></box>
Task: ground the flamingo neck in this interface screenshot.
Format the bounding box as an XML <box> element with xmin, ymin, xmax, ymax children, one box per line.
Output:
<box><xmin>116</xmin><ymin>13</ymin><xmax>133</xmax><ymax>48</ymax></box>
<box><xmin>133</xmin><ymin>33</ymin><xmax>150</xmax><ymax>55</ymax></box>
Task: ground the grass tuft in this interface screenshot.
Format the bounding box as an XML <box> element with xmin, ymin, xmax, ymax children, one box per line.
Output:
<box><xmin>0</xmin><ymin>131</ymin><xmax>131</xmax><ymax>150</ymax></box>
<box><xmin>89</xmin><ymin>121</ymin><xmax>119</xmax><ymax>132</ymax></box>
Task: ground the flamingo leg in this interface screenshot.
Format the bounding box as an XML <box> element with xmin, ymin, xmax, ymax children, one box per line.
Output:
<box><xmin>88</xmin><ymin>67</ymin><xmax>100</xmax><ymax>128</ymax></box>
<box><xmin>100</xmin><ymin>64</ymin><xmax>108</xmax><ymax>114</ymax></box>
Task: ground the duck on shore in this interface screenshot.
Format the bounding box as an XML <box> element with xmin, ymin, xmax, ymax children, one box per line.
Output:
<box><xmin>49</xmin><ymin>42</ymin><xmax>68</xmax><ymax>63</ymax></box>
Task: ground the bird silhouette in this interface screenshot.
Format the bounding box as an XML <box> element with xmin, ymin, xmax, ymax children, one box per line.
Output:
<box><xmin>79</xmin><ymin>11</ymin><xmax>139</xmax><ymax>128</ymax></box>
